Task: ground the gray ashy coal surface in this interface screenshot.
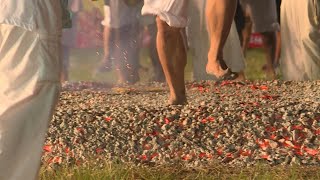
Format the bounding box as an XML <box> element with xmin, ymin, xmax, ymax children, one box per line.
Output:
<box><xmin>42</xmin><ymin>80</ymin><xmax>320</xmax><ymax>168</ymax></box>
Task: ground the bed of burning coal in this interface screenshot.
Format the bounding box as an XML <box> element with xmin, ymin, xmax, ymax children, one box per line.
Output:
<box><xmin>42</xmin><ymin>80</ymin><xmax>320</xmax><ymax>168</ymax></box>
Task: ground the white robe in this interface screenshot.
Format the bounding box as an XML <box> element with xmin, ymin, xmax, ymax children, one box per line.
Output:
<box><xmin>142</xmin><ymin>0</ymin><xmax>188</xmax><ymax>28</ymax></box>
<box><xmin>280</xmin><ymin>0</ymin><xmax>320</xmax><ymax>80</ymax></box>
<box><xmin>0</xmin><ymin>0</ymin><xmax>64</xmax><ymax>179</ymax></box>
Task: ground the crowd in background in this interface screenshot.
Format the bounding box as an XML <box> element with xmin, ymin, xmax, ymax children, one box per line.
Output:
<box><xmin>61</xmin><ymin>0</ymin><xmax>165</xmax><ymax>83</ymax></box>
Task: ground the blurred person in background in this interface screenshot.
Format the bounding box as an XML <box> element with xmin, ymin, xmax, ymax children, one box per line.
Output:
<box><xmin>240</xmin><ymin>0</ymin><xmax>280</xmax><ymax>79</ymax></box>
<box><xmin>280</xmin><ymin>0</ymin><xmax>320</xmax><ymax>80</ymax></box>
<box><xmin>97</xmin><ymin>0</ymin><xmax>143</xmax><ymax>84</ymax></box>
<box><xmin>61</xmin><ymin>0</ymin><xmax>84</xmax><ymax>82</ymax></box>
<box><xmin>0</xmin><ymin>0</ymin><xmax>70</xmax><ymax>179</ymax></box>
<box><xmin>61</xmin><ymin>0</ymin><xmax>104</xmax><ymax>83</ymax></box>
<box><xmin>76</xmin><ymin>6</ymin><xmax>103</xmax><ymax>48</ymax></box>
<box><xmin>140</xmin><ymin>15</ymin><xmax>166</xmax><ymax>82</ymax></box>
<box><xmin>188</xmin><ymin>0</ymin><xmax>246</xmax><ymax>81</ymax></box>
<box><xmin>234</xmin><ymin>0</ymin><xmax>246</xmax><ymax>44</ymax></box>
<box><xmin>275</xmin><ymin>0</ymin><xmax>281</xmax><ymax>68</ymax></box>
<box><xmin>142</xmin><ymin>0</ymin><xmax>238</xmax><ymax>105</ymax></box>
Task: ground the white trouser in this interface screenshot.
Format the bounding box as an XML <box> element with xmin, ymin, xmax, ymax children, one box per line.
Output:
<box><xmin>0</xmin><ymin>24</ymin><xmax>61</xmax><ymax>179</ymax></box>
<box><xmin>280</xmin><ymin>0</ymin><xmax>320</xmax><ymax>80</ymax></box>
<box><xmin>142</xmin><ymin>0</ymin><xmax>188</xmax><ymax>27</ymax></box>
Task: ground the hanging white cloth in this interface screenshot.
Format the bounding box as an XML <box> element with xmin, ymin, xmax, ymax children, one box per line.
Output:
<box><xmin>0</xmin><ymin>23</ymin><xmax>61</xmax><ymax>180</ymax></box>
<box><xmin>142</xmin><ymin>0</ymin><xmax>188</xmax><ymax>28</ymax></box>
<box><xmin>280</xmin><ymin>0</ymin><xmax>320</xmax><ymax>80</ymax></box>
<box><xmin>0</xmin><ymin>0</ymin><xmax>64</xmax><ymax>179</ymax></box>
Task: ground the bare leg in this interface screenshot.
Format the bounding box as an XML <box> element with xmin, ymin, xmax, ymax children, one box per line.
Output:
<box><xmin>156</xmin><ymin>17</ymin><xmax>187</xmax><ymax>105</ymax></box>
<box><xmin>96</xmin><ymin>25</ymin><xmax>112</xmax><ymax>74</ymax></box>
<box><xmin>148</xmin><ymin>23</ymin><xmax>165</xmax><ymax>82</ymax></box>
<box><xmin>60</xmin><ymin>45</ymin><xmax>70</xmax><ymax>83</ymax></box>
<box><xmin>261</xmin><ymin>31</ymin><xmax>276</xmax><ymax>79</ymax></box>
<box><xmin>103</xmin><ymin>26</ymin><xmax>111</xmax><ymax>61</ymax></box>
<box><xmin>241</xmin><ymin>14</ymin><xmax>253</xmax><ymax>56</ymax></box>
<box><xmin>114</xmin><ymin>29</ymin><xmax>127</xmax><ymax>84</ymax></box>
<box><xmin>274</xmin><ymin>31</ymin><xmax>281</xmax><ymax>67</ymax></box>
<box><xmin>125</xmin><ymin>24</ymin><xmax>140</xmax><ymax>84</ymax></box>
<box><xmin>102</xmin><ymin>25</ymin><xmax>112</xmax><ymax>70</ymax></box>
<box><xmin>206</xmin><ymin>0</ymin><xmax>237</xmax><ymax>77</ymax></box>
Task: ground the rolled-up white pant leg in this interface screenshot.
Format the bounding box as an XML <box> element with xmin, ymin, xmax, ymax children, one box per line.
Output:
<box><xmin>142</xmin><ymin>0</ymin><xmax>188</xmax><ymax>28</ymax></box>
<box><xmin>0</xmin><ymin>24</ymin><xmax>61</xmax><ymax>179</ymax></box>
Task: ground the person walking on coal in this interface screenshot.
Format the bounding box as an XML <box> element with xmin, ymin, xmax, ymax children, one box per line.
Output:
<box><xmin>0</xmin><ymin>0</ymin><xmax>70</xmax><ymax>179</ymax></box>
<box><xmin>187</xmin><ymin>0</ymin><xmax>246</xmax><ymax>81</ymax></box>
<box><xmin>97</xmin><ymin>0</ymin><xmax>143</xmax><ymax>84</ymax></box>
<box><xmin>142</xmin><ymin>0</ymin><xmax>239</xmax><ymax>105</ymax></box>
<box><xmin>240</xmin><ymin>0</ymin><xmax>280</xmax><ymax>79</ymax></box>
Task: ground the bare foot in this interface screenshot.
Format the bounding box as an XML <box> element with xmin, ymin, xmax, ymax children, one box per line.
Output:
<box><xmin>233</xmin><ymin>71</ymin><xmax>246</xmax><ymax>81</ymax></box>
<box><xmin>206</xmin><ymin>60</ymin><xmax>229</xmax><ymax>78</ymax></box>
<box><xmin>263</xmin><ymin>67</ymin><xmax>276</xmax><ymax>80</ymax></box>
<box><xmin>168</xmin><ymin>94</ymin><xmax>187</xmax><ymax>105</ymax></box>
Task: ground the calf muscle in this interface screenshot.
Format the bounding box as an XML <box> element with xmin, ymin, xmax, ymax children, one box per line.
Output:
<box><xmin>156</xmin><ymin>17</ymin><xmax>187</xmax><ymax>105</ymax></box>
